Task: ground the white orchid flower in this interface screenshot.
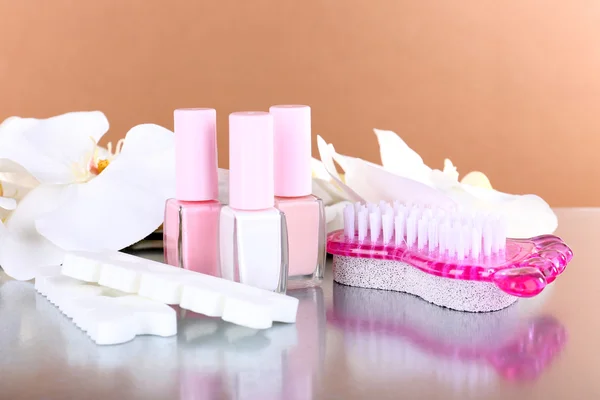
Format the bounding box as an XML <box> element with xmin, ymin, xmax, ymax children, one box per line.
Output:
<box><xmin>0</xmin><ymin>111</ymin><xmax>176</xmax><ymax>280</ymax></box>
<box><xmin>315</xmin><ymin>130</ymin><xmax>557</xmax><ymax>238</ymax></box>
<box><xmin>0</xmin><ymin>117</ymin><xmax>42</xmax><ymax>208</ymax></box>
<box><xmin>309</xmin><ymin>157</ymin><xmax>355</xmax><ymax>232</ymax></box>
<box><xmin>0</xmin><ymin>187</ymin><xmax>18</xmax><ymax>218</ymax></box>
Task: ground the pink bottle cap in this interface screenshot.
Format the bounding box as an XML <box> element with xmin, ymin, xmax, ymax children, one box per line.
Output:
<box><xmin>174</xmin><ymin>108</ymin><xmax>219</xmax><ymax>201</ymax></box>
<box><xmin>270</xmin><ymin>105</ymin><xmax>312</xmax><ymax>197</ymax></box>
<box><xmin>229</xmin><ymin>111</ymin><xmax>274</xmax><ymax>210</ymax></box>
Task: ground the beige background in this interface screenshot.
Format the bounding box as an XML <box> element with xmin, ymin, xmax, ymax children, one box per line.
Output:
<box><xmin>0</xmin><ymin>0</ymin><xmax>598</xmax><ymax>206</ymax></box>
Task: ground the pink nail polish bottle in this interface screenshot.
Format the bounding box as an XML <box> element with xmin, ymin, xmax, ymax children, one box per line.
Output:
<box><xmin>271</xmin><ymin>105</ymin><xmax>326</xmax><ymax>289</ymax></box>
<box><xmin>164</xmin><ymin>108</ymin><xmax>221</xmax><ymax>275</ymax></box>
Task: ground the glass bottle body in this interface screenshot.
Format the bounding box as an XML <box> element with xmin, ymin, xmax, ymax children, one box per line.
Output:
<box><xmin>275</xmin><ymin>195</ymin><xmax>326</xmax><ymax>289</ymax></box>
<box><xmin>163</xmin><ymin>199</ymin><xmax>221</xmax><ymax>276</ymax></box>
<box><xmin>219</xmin><ymin>206</ymin><xmax>289</xmax><ymax>293</ymax></box>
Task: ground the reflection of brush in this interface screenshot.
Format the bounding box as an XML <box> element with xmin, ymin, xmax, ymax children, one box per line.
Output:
<box><xmin>328</xmin><ymin>202</ymin><xmax>573</xmax><ymax>312</ymax></box>
<box><xmin>328</xmin><ymin>283</ymin><xmax>567</xmax><ymax>387</ymax></box>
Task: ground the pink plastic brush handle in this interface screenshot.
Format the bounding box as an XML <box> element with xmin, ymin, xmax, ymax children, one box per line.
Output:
<box><xmin>326</xmin><ymin>231</ymin><xmax>573</xmax><ymax>297</ymax></box>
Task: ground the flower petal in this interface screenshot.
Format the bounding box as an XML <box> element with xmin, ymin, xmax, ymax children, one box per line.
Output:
<box><xmin>311</xmin><ymin>157</ymin><xmax>330</xmax><ymax>180</ymax></box>
<box><xmin>0</xmin><ymin>185</ymin><xmax>68</xmax><ymax>281</ymax></box>
<box><xmin>218</xmin><ymin>168</ymin><xmax>229</xmax><ymax>204</ymax></box>
<box><xmin>0</xmin><ymin>111</ymin><xmax>109</xmax><ymax>184</ymax></box>
<box><xmin>93</xmin><ymin>145</ymin><xmax>112</xmax><ymax>161</ymax></box>
<box><xmin>461</xmin><ymin>171</ymin><xmax>493</xmax><ymax>189</ymax></box>
<box><xmin>328</xmin><ymin>144</ymin><xmax>457</xmax><ymax>209</ymax></box>
<box><xmin>316</xmin><ymin>136</ymin><xmax>342</xmax><ymax>181</ymax></box>
<box><xmin>310</xmin><ymin>157</ymin><xmax>350</xmax><ymax>205</ymax></box>
<box><xmin>458</xmin><ymin>185</ymin><xmax>558</xmax><ymax>238</ymax></box>
<box><xmin>35</xmin><ymin>124</ymin><xmax>175</xmax><ymax>251</ymax></box>
<box><xmin>430</xmin><ymin>169</ymin><xmax>462</xmax><ymax>192</ymax></box>
<box><xmin>316</xmin><ymin>136</ymin><xmax>363</xmax><ymax>202</ymax></box>
<box><xmin>0</xmin><ymin>196</ymin><xmax>17</xmax><ymax>210</ymax></box>
<box><xmin>0</xmin><ymin>116</ymin><xmax>38</xmax><ymax>138</ymax></box>
<box><xmin>312</xmin><ymin>178</ymin><xmax>346</xmax><ymax>206</ymax></box>
<box><xmin>442</xmin><ymin>159</ymin><xmax>459</xmax><ymax>181</ymax></box>
<box><xmin>500</xmin><ymin>194</ymin><xmax>558</xmax><ymax>238</ymax></box>
<box><xmin>325</xmin><ymin>201</ymin><xmax>352</xmax><ymax>233</ymax></box>
<box><xmin>373</xmin><ymin>129</ymin><xmax>434</xmax><ymax>185</ymax></box>
<box><xmin>0</xmin><ymin>159</ymin><xmax>40</xmax><ymax>189</ymax></box>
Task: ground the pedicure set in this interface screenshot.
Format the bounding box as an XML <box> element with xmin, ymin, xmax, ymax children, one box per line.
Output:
<box><xmin>35</xmin><ymin>104</ymin><xmax>574</xmax><ymax>346</ymax></box>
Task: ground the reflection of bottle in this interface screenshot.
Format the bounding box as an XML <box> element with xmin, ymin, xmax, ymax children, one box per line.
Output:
<box><xmin>283</xmin><ymin>288</ymin><xmax>326</xmax><ymax>400</ymax></box>
<box><xmin>175</xmin><ymin>288</ymin><xmax>326</xmax><ymax>400</ymax></box>
<box><xmin>226</xmin><ymin>288</ymin><xmax>325</xmax><ymax>400</ymax></box>
<box><xmin>219</xmin><ymin>112</ymin><xmax>289</xmax><ymax>292</ymax></box>
<box><xmin>271</xmin><ymin>105</ymin><xmax>326</xmax><ymax>289</ymax></box>
<box><xmin>179</xmin><ymin>370</ymin><xmax>223</xmax><ymax>400</ymax></box>
<box><xmin>164</xmin><ymin>108</ymin><xmax>221</xmax><ymax>275</ymax></box>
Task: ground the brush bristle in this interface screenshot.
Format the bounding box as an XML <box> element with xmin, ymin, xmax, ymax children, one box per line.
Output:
<box><xmin>343</xmin><ymin>202</ymin><xmax>507</xmax><ymax>259</ymax></box>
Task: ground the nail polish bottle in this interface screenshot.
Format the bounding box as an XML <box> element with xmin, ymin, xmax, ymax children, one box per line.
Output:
<box><xmin>270</xmin><ymin>105</ymin><xmax>326</xmax><ymax>289</ymax></box>
<box><xmin>164</xmin><ymin>108</ymin><xmax>221</xmax><ymax>276</ymax></box>
<box><xmin>219</xmin><ymin>112</ymin><xmax>289</xmax><ymax>293</ymax></box>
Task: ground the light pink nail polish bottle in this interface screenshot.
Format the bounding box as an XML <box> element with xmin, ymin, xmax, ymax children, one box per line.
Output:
<box><xmin>271</xmin><ymin>105</ymin><xmax>326</xmax><ymax>289</ymax></box>
<box><xmin>164</xmin><ymin>108</ymin><xmax>221</xmax><ymax>276</ymax></box>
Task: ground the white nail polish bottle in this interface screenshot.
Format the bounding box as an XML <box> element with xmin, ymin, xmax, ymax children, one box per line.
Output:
<box><xmin>220</xmin><ymin>111</ymin><xmax>289</xmax><ymax>293</ymax></box>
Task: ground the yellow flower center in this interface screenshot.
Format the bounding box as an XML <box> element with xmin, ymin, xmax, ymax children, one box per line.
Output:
<box><xmin>96</xmin><ymin>159</ymin><xmax>110</xmax><ymax>174</ymax></box>
<box><xmin>0</xmin><ymin>182</ymin><xmax>3</xmax><ymax>197</ymax></box>
<box><xmin>72</xmin><ymin>137</ymin><xmax>125</xmax><ymax>182</ymax></box>
<box><xmin>461</xmin><ymin>171</ymin><xmax>493</xmax><ymax>189</ymax></box>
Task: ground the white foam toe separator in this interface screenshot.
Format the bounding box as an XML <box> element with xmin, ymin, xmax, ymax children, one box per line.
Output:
<box><xmin>60</xmin><ymin>251</ymin><xmax>299</xmax><ymax>329</ymax></box>
<box><xmin>35</xmin><ymin>266</ymin><xmax>177</xmax><ymax>345</ymax></box>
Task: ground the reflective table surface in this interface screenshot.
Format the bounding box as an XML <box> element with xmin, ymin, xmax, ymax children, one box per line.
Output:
<box><xmin>0</xmin><ymin>208</ymin><xmax>598</xmax><ymax>399</ymax></box>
